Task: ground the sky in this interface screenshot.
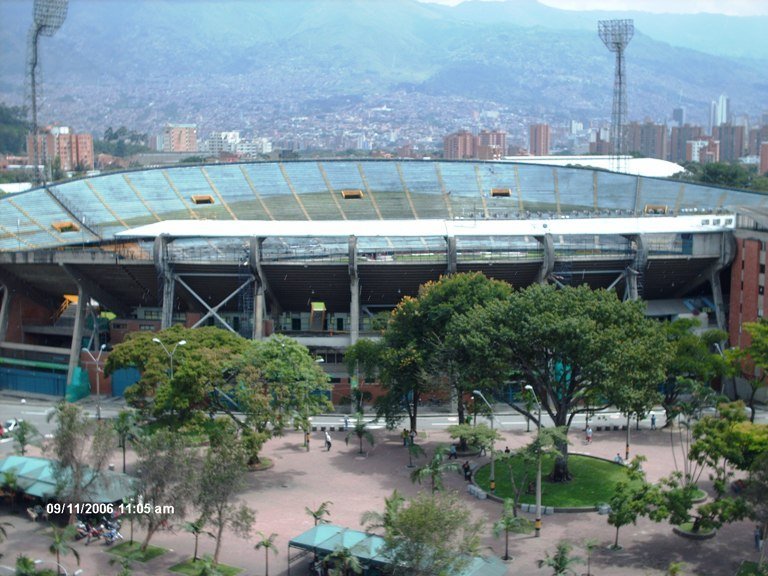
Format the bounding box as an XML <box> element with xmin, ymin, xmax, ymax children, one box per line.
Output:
<box><xmin>421</xmin><ymin>0</ymin><xmax>768</xmax><ymax>16</ymax></box>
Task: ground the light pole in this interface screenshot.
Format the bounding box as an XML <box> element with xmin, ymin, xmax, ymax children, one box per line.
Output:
<box><xmin>472</xmin><ymin>390</ymin><xmax>495</xmax><ymax>494</ymax></box>
<box><xmin>81</xmin><ymin>343</ymin><xmax>107</xmax><ymax>419</ymax></box>
<box><xmin>34</xmin><ymin>559</ymin><xmax>83</xmax><ymax>576</ymax></box>
<box><xmin>152</xmin><ymin>337</ymin><xmax>186</xmax><ymax>380</ymax></box>
<box><xmin>525</xmin><ymin>384</ymin><xmax>543</xmax><ymax>537</ymax></box>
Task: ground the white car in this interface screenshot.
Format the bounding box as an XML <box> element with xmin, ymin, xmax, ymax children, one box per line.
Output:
<box><xmin>2</xmin><ymin>418</ymin><xmax>23</xmax><ymax>436</ymax></box>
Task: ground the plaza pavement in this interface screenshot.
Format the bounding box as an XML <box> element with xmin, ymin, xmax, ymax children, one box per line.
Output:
<box><xmin>0</xmin><ymin>408</ymin><xmax>763</xmax><ymax>576</ymax></box>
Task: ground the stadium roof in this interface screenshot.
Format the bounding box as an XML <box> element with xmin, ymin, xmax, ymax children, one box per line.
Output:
<box><xmin>506</xmin><ymin>155</ymin><xmax>686</xmax><ymax>178</ymax></box>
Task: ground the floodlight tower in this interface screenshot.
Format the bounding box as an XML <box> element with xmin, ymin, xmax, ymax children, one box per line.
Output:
<box><xmin>598</xmin><ymin>19</ymin><xmax>634</xmax><ymax>173</ymax></box>
<box><xmin>27</xmin><ymin>0</ymin><xmax>69</xmax><ymax>184</ymax></box>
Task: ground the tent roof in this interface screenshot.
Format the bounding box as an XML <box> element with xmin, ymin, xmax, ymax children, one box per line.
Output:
<box><xmin>0</xmin><ymin>456</ymin><xmax>134</xmax><ymax>503</ymax></box>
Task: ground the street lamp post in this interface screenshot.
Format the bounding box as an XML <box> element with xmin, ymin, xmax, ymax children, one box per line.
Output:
<box><xmin>34</xmin><ymin>559</ymin><xmax>83</xmax><ymax>576</ymax></box>
<box><xmin>472</xmin><ymin>390</ymin><xmax>495</xmax><ymax>494</ymax></box>
<box><xmin>152</xmin><ymin>337</ymin><xmax>186</xmax><ymax>380</ymax></box>
<box><xmin>525</xmin><ymin>384</ymin><xmax>543</xmax><ymax>537</ymax></box>
<box><xmin>81</xmin><ymin>343</ymin><xmax>107</xmax><ymax>420</ymax></box>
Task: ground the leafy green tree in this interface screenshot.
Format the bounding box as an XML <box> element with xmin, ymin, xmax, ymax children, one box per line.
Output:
<box><xmin>0</xmin><ymin>103</ymin><xmax>30</xmax><ymax>154</ymax></box>
<box><xmin>323</xmin><ymin>546</ymin><xmax>363</xmax><ymax>576</ymax></box>
<box><xmin>113</xmin><ymin>409</ymin><xmax>139</xmax><ymax>473</ymax></box>
<box><xmin>184</xmin><ymin>516</ymin><xmax>213</xmax><ymax>562</ymax></box>
<box><xmin>360</xmin><ymin>490</ymin><xmax>405</xmax><ymax>533</ymax></box>
<box><xmin>133</xmin><ymin>429</ymin><xmax>199</xmax><ymax>552</ymax></box>
<box><xmin>15</xmin><ymin>555</ymin><xmax>37</xmax><ymax>576</ymax></box>
<box><xmin>11</xmin><ymin>420</ymin><xmax>40</xmax><ymax>456</ymax></box>
<box><xmin>729</xmin><ymin>319</ymin><xmax>768</xmax><ymax>422</ymax></box>
<box><xmin>254</xmin><ymin>532</ymin><xmax>278</xmax><ymax>576</ymax></box>
<box><xmin>410</xmin><ymin>445</ymin><xmax>459</xmax><ymax>493</ymax></box>
<box><xmin>108</xmin><ymin>547</ymin><xmax>144</xmax><ymax>576</ymax></box>
<box><xmin>582</xmin><ymin>538</ymin><xmax>599</xmax><ymax>576</ymax></box>
<box><xmin>45</xmin><ymin>403</ymin><xmax>115</xmax><ymax>524</ymax></box>
<box><xmin>305</xmin><ymin>501</ymin><xmax>333</xmax><ymax>526</ymax></box>
<box><xmin>537</xmin><ymin>541</ymin><xmax>582</xmax><ymax>576</ymax></box>
<box><xmin>372</xmin><ymin>273</ymin><xmax>512</xmax><ymax>435</ymax></box>
<box><xmin>47</xmin><ymin>525</ymin><xmax>80</xmax><ymax>576</ymax></box>
<box><xmin>661</xmin><ymin>319</ymin><xmax>727</xmax><ymax>425</ymax></box>
<box><xmin>745</xmin><ymin>452</ymin><xmax>768</xmax><ymax>570</ymax></box>
<box><xmin>493</xmin><ymin>498</ymin><xmax>533</xmax><ymax>560</ymax></box>
<box><xmin>607</xmin><ymin>456</ymin><xmax>651</xmax><ymax>549</ymax></box>
<box><xmin>407</xmin><ymin>441</ymin><xmax>426</xmax><ymax>469</ymax></box>
<box><xmin>198</xmin><ymin>423</ymin><xmax>255</xmax><ymax>564</ymax></box>
<box><xmin>451</xmin><ymin>285</ymin><xmax>671</xmax><ymax>480</ymax></box>
<box><xmin>380</xmin><ymin>491</ymin><xmax>483</xmax><ymax>576</ymax></box>
<box><xmin>1</xmin><ymin>470</ymin><xmax>19</xmax><ymax>512</ymax></box>
<box><xmin>345</xmin><ymin>412</ymin><xmax>375</xmax><ymax>454</ymax></box>
<box><xmin>447</xmin><ymin>423</ymin><xmax>500</xmax><ymax>454</ymax></box>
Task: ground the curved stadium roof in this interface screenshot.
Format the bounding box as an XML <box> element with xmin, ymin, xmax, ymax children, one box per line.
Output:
<box><xmin>0</xmin><ymin>159</ymin><xmax>763</xmax><ymax>252</ymax></box>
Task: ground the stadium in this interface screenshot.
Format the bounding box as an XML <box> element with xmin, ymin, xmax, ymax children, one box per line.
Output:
<box><xmin>0</xmin><ymin>158</ymin><xmax>764</xmax><ymax>400</ymax></box>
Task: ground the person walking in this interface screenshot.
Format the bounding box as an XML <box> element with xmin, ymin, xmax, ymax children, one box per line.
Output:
<box><xmin>650</xmin><ymin>412</ymin><xmax>657</xmax><ymax>430</ymax></box>
<box><xmin>586</xmin><ymin>426</ymin><xmax>593</xmax><ymax>444</ymax></box>
<box><xmin>402</xmin><ymin>428</ymin><xmax>408</xmax><ymax>447</ymax></box>
<box><xmin>325</xmin><ymin>431</ymin><xmax>332</xmax><ymax>451</ymax></box>
<box><xmin>462</xmin><ymin>460</ymin><xmax>471</xmax><ymax>481</ymax></box>
<box><xmin>344</xmin><ymin>415</ymin><xmax>350</xmax><ymax>431</ymax></box>
<box><xmin>449</xmin><ymin>444</ymin><xmax>458</xmax><ymax>459</ymax></box>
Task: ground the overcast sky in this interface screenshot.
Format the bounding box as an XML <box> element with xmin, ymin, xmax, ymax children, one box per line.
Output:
<box><xmin>421</xmin><ymin>0</ymin><xmax>768</xmax><ymax>16</ymax></box>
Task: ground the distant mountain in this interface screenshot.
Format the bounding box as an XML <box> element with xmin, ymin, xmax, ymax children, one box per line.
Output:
<box><xmin>0</xmin><ymin>0</ymin><xmax>765</xmax><ymax>135</ymax></box>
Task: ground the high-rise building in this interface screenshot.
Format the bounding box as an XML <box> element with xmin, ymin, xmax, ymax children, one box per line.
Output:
<box><xmin>669</xmin><ymin>125</ymin><xmax>703</xmax><ymax>164</ymax></box>
<box><xmin>687</xmin><ymin>138</ymin><xmax>719</xmax><ymax>164</ymax></box>
<box><xmin>672</xmin><ymin>107</ymin><xmax>686</xmax><ymax>127</ymax></box>
<box><xmin>709</xmin><ymin>94</ymin><xmax>730</xmax><ymax>134</ymax></box>
<box><xmin>626</xmin><ymin>121</ymin><xmax>667</xmax><ymax>160</ymax></box>
<box><xmin>162</xmin><ymin>124</ymin><xmax>198</xmax><ymax>153</ymax></box>
<box><xmin>443</xmin><ymin>130</ymin><xmax>476</xmax><ymax>160</ymax></box>
<box><xmin>27</xmin><ymin>125</ymin><xmax>94</xmax><ymax>172</ymax></box>
<box><xmin>589</xmin><ymin>128</ymin><xmax>612</xmax><ymax>155</ymax></box>
<box><xmin>529</xmin><ymin>124</ymin><xmax>550</xmax><ymax>156</ymax></box>
<box><xmin>760</xmin><ymin>143</ymin><xmax>768</xmax><ymax>176</ymax></box>
<box><xmin>748</xmin><ymin>126</ymin><xmax>768</xmax><ymax>156</ymax></box>
<box><xmin>713</xmin><ymin>124</ymin><xmax>745</xmax><ymax>162</ymax></box>
<box><xmin>477</xmin><ymin>130</ymin><xmax>507</xmax><ymax>160</ymax></box>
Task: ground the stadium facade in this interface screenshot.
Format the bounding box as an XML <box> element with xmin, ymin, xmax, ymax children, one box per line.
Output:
<box><xmin>0</xmin><ymin>159</ymin><xmax>765</xmax><ymax>400</ymax></box>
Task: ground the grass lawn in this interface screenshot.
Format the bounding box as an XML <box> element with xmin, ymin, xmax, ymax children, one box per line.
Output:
<box><xmin>108</xmin><ymin>540</ymin><xmax>168</xmax><ymax>561</ymax></box>
<box><xmin>474</xmin><ymin>454</ymin><xmax>633</xmax><ymax>507</ymax></box>
<box><xmin>736</xmin><ymin>561</ymin><xmax>768</xmax><ymax>576</ymax></box>
<box><xmin>170</xmin><ymin>559</ymin><xmax>243</xmax><ymax>576</ymax></box>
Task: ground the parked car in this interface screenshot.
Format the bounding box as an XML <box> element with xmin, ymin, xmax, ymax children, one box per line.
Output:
<box><xmin>2</xmin><ymin>418</ymin><xmax>23</xmax><ymax>437</ymax></box>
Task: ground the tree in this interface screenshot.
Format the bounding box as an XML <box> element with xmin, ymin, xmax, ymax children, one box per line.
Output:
<box><xmin>15</xmin><ymin>555</ymin><xmax>37</xmax><ymax>576</ymax></box>
<box><xmin>47</xmin><ymin>525</ymin><xmax>80</xmax><ymax>576</ymax></box>
<box><xmin>108</xmin><ymin>547</ymin><xmax>144</xmax><ymax>576</ymax></box>
<box><xmin>372</xmin><ymin>273</ymin><xmax>512</xmax><ymax>435</ymax></box>
<box><xmin>410</xmin><ymin>445</ymin><xmax>459</xmax><ymax>493</ymax></box>
<box><xmin>254</xmin><ymin>532</ymin><xmax>278</xmax><ymax>576</ymax></box>
<box><xmin>447</xmin><ymin>423</ymin><xmax>500</xmax><ymax>455</ymax></box>
<box><xmin>745</xmin><ymin>452</ymin><xmax>768</xmax><ymax>570</ymax></box>
<box><xmin>305</xmin><ymin>501</ymin><xmax>333</xmax><ymax>526</ymax></box>
<box><xmin>45</xmin><ymin>403</ymin><xmax>115</xmax><ymax>523</ymax></box>
<box><xmin>493</xmin><ymin>498</ymin><xmax>533</xmax><ymax>560</ymax></box>
<box><xmin>113</xmin><ymin>409</ymin><xmax>139</xmax><ymax>473</ymax></box>
<box><xmin>360</xmin><ymin>490</ymin><xmax>405</xmax><ymax>533</ymax></box>
<box><xmin>607</xmin><ymin>456</ymin><xmax>651</xmax><ymax>549</ymax></box>
<box><xmin>451</xmin><ymin>284</ymin><xmax>671</xmax><ymax>480</ymax></box>
<box><xmin>730</xmin><ymin>319</ymin><xmax>768</xmax><ymax>422</ymax></box>
<box><xmin>198</xmin><ymin>423</ymin><xmax>256</xmax><ymax>564</ymax></box>
<box><xmin>0</xmin><ymin>103</ymin><xmax>30</xmax><ymax>154</ymax></box>
<box><xmin>184</xmin><ymin>516</ymin><xmax>213</xmax><ymax>562</ymax></box>
<box><xmin>11</xmin><ymin>420</ymin><xmax>40</xmax><ymax>456</ymax></box>
<box><xmin>582</xmin><ymin>538</ymin><xmax>599</xmax><ymax>576</ymax></box>
<box><xmin>345</xmin><ymin>412</ymin><xmax>375</xmax><ymax>454</ymax></box>
<box><xmin>1</xmin><ymin>470</ymin><xmax>19</xmax><ymax>512</ymax></box>
<box><xmin>380</xmin><ymin>491</ymin><xmax>483</xmax><ymax>576</ymax></box>
<box><xmin>323</xmin><ymin>546</ymin><xmax>363</xmax><ymax>576</ymax></box>
<box><xmin>537</xmin><ymin>541</ymin><xmax>582</xmax><ymax>576</ymax></box>
<box><xmin>132</xmin><ymin>429</ymin><xmax>199</xmax><ymax>552</ymax></box>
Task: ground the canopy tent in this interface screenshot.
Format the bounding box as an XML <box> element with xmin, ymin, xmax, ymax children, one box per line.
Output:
<box><xmin>287</xmin><ymin>524</ymin><xmax>507</xmax><ymax>576</ymax></box>
<box><xmin>0</xmin><ymin>456</ymin><xmax>134</xmax><ymax>503</ymax></box>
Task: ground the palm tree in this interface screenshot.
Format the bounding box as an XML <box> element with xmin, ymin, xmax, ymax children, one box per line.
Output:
<box><xmin>410</xmin><ymin>445</ymin><xmax>459</xmax><ymax>493</ymax></box>
<box><xmin>582</xmin><ymin>538</ymin><xmax>599</xmax><ymax>576</ymax></box>
<box><xmin>493</xmin><ymin>498</ymin><xmax>534</xmax><ymax>561</ymax></box>
<box><xmin>48</xmin><ymin>525</ymin><xmax>80</xmax><ymax>576</ymax></box>
<box><xmin>407</xmin><ymin>442</ymin><xmax>425</xmax><ymax>468</ymax></box>
<box><xmin>11</xmin><ymin>420</ymin><xmax>40</xmax><ymax>456</ymax></box>
<box><xmin>113</xmin><ymin>409</ymin><xmax>138</xmax><ymax>473</ymax></box>
<box><xmin>0</xmin><ymin>520</ymin><xmax>12</xmax><ymax>549</ymax></box>
<box><xmin>360</xmin><ymin>490</ymin><xmax>404</xmax><ymax>533</ymax></box>
<box><xmin>184</xmin><ymin>516</ymin><xmax>213</xmax><ymax>562</ymax></box>
<box><xmin>345</xmin><ymin>412</ymin><xmax>374</xmax><ymax>455</ymax></box>
<box><xmin>15</xmin><ymin>555</ymin><xmax>37</xmax><ymax>576</ymax></box>
<box><xmin>305</xmin><ymin>500</ymin><xmax>333</xmax><ymax>526</ymax></box>
<box><xmin>254</xmin><ymin>531</ymin><xmax>279</xmax><ymax>576</ymax></box>
<box><xmin>537</xmin><ymin>541</ymin><xmax>582</xmax><ymax>576</ymax></box>
<box><xmin>196</xmin><ymin>555</ymin><xmax>224</xmax><ymax>576</ymax></box>
<box><xmin>108</xmin><ymin>547</ymin><xmax>144</xmax><ymax>576</ymax></box>
<box><xmin>1</xmin><ymin>470</ymin><xmax>18</xmax><ymax>512</ymax></box>
<box><xmin>323</xmin><ymin>546</ymin><xmax>363</xmax><ymax>576</ymax></box>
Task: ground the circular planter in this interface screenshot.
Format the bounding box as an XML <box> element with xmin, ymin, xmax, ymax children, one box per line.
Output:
<box><xmin>673</xmin><ymin>524</ymin><xmax>717</xmax><ymax>540</ymax></box>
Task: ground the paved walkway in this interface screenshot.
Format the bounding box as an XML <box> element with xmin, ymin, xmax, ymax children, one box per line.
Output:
<box><xmin>0</xmin><ymin>416</ymin><xmax>763</xmax><ymax>575</ymax></box>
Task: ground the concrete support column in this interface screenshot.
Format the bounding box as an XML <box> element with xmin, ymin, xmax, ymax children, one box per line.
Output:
<box><xmin>536</xmin><ymin>234</ymin><xmax>554</xmax><ymax>284</ymax></box>
<box><xmin>0</xmin><ymin>285</ymin><xmax>11</xmax><ymax>342</ymax></box>
<box><xmin>249</xmin><ymin>237</ymin><xmax>266</xmax><ymax>340</ymax></box>
<box><xmin>349</xmin><ymin>236</ymin><xmax>359</xmax><ymax>346</ymax></box>
<box><xmin>153</xmin><ymin>235</ymin><xmax>175</xmax><ymax>330</ymax></box>
<box><xmin>446</xmin><ymin>236</ymin><xmax>457</xmax><ymax>275</ymax></box>
<box><xmin>710</xmin><ymin>270</ymin><xmax>727</xmax><ymax>332</ymax></box>
<box><xmin>66</xmin><ymin>285</ymin><xmax>88</xmax><ymax>390</ymax></box>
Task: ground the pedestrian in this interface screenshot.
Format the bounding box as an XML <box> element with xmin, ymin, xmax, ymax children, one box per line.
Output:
<box><xmin>344</xmin><ymin>415</ymin><xmax>350</xmax><ymax>431</ymax></box>
<box><xmin>449</xmin><ymin>444</ymin><xmax>457</xmax><ymax>459</ymax></box>
<box><xmin>325</xmin><ymin>431</ymin><xmax>332</xmax><ymax>451</ymax></box>
<box><xmin>462</xmin><ymin>460</ymin><xmax>471</xmax><ymax>481</ymax></box>
<box><xmin>304</xmin><ymin>431</ymin><xmax>310</xmax><ymax>451</ymax></box>
<box><xmin>409</xmin><ymin>429</ymin><xmax>416</xmax><ymax>446</ymax></box>
<box><xmin>402</xmin><ymin>428</ymin><xmax>408</xmax><ymax>447</ymax></box>
<box><xmin>504</xmin><ymin>446</ymin><xmax>511</xmax><ymax>454</ymax></box>
<box><xmin>586</xmin><ymin>426</ymin><xmax>593</xmax><ymax>444</ymax></box>
<box><xmin>614</xmin><ymin>453</ymin><xmax>624</xmax><ymax>465</ymax></box>
<box><xmin>650</xmin><ymin>412</ymin><xmax>657</xmax><ymax>430</ymax></box>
